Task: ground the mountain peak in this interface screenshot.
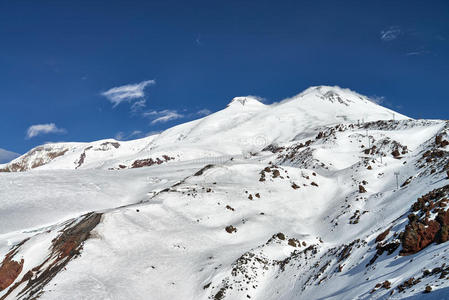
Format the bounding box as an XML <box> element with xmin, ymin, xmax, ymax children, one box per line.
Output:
<box><xmin>227</xmin><ymin>96</ymin><xmax>266</xmax><ymax>108</ymax></box>
<box><xmin>295</xmin><ymin>85</ymin><xmax>370</xmax><ymax>105</ymax></box>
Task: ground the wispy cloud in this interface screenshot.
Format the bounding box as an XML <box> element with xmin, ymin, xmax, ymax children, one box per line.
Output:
<box><xmin>380</xmin><ymin>26</ymin><xmax>401</xmax><ymax>41</ymax></box>
<box><xmin>0</xmin><ymin>148</ymin><xmax>20</xmax><ymax>164</ymax></box>
<box><xmin>114</xmin><ymin>131</ymin><xmax>125</xmax><ymax>141</ymax></box>
<box><xmin>196</xmin><ymin>109</ymin><xmax>212</xmax><ymax>116</ymax></box>
<box><xmin>114</xmin><ymin>130</ymin><xmax>145</xmax><ymax>141</ymax></box>
<box><xmin>101</xmin><ymin>79</ymin><xmax>155</xmax><ymax>107</ymax></box>
<box><xmin>143</xmin><ymin>109</ymin><xmax>184</xmax><ymax>124</ymax></box>
<box><xmin>406</xmin><ymin>49</ymin><xmax>431</xmax><ymax>56</ymax></box>
<box><xmin>368</xmin><ymin>95</ymin><xmax>385</xmax><ymax>105</ymax></box>
<box><xmin>131</xmin><ymin>99</ymin><xmax>147</xmax><ymax>112</ymax></box>
<box><xmin>26</xmin><ymin>123</ymin><xmax>66</xmax><ymax>139</ymax></box>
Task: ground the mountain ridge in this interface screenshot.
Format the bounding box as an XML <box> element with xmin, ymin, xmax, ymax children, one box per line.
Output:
<box><xmin>0</xmin><ymin>85</ymin><xmax>408</xmax><ymax>173</ymax></box>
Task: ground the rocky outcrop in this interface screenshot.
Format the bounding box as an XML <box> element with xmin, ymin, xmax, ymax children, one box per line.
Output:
<box><xmin>0</xmin><ymin>212</ymin><xmax>102</xmax><ymax>299</ymax></box>
<box><xmin>400</xmin><ymin>220</ymin><xmax>440</xmax><ymax>255</ymax></box>
<box><xmin>131</xmin><ymin>155</ymin><xmax>174</xmax><ymax>168</ymax></box>
<box><xmin>399</xmin><ymin>185</ymin><xmax>449</xmax><ymax>255</ymax></box>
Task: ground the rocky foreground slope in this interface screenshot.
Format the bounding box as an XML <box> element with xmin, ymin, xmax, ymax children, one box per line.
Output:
<box><xmin>1</xmin><ymin>86</ymin><xmax>449</xmax><ymax>299</ymax></box>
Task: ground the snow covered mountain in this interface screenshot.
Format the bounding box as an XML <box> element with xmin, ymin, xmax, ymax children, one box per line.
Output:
<box><xmin>1</xmin><ymin>85</ymin><xmax>449</xmax><ymax>300</ymax></box>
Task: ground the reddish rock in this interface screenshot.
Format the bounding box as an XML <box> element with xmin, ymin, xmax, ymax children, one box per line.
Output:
<box><xmin>436</xmin><ymin>210</ymin><xmax>449</xmax><ymax>243</ymax></box>
<box><xmin>0</xmin><ymin>257</ymin><xmax>23</xmax><ymax>291</ymax></box>
<box><xmin>400</xmin><ymin>220</ymin><xmax>440</xmax><ymax>255</ymax></box>
<box><xmin>376</xmin><ymin>227</ymin><xmax>391</xmax><ymax>243</ymax></box>
<box><xmin>272</xmin><ymin>170</ymin><xmax>281</xmax><ymax>178</ymax></box>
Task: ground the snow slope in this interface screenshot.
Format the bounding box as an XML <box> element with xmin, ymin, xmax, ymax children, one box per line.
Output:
<box><xmin>1</xmin><ymin>86</ymin><xmax>449</xmax><ymax>300</ymax></box>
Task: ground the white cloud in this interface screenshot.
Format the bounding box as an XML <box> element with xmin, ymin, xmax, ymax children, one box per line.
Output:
<box><xmin>130</xmin><ymin>130</ymin><xmax>143</xmax><ymax>137</ymax></box>
<box><xmin>101</xmin><ymin>79</ymin><xmax>155</xmax><ymax>107</ymax></box>
<box><xmin>131</xmin><ymin>99</ymin><xmax>147</xmax><ymax>112</ymax></box>
<box><xmin>368</xmin><ymin>95</ymin><xmax>385</xmax><ymax>105</ymax></box>
<box><xmin>406</xmin><ymin>50</ymin><xmax>430</xmax><ymax>56</ymax></box>
<box><xmin>114</xmin><ymin>130</ymin><xmax>144</xmax><ymax>141</ymax></box>
<box><xmin>114</xmin><ymin>131</ymin><xmax>125</xmax><ymax>141</ymax></box>
<box><xmin>26</xmin><ymin>123</ymin><xmax>66</xmax><ymax>139</ymax></box>
<box><xmin>196</xmin><ymin>109</ymin><xmax>212</xmax><ymax>116</ymax></box>
<box><xmin>143</xmin><ymin>109</ymin><xmax>184</xmax><ymax>124</ymax></box>
<box><xmin>380</xmin><ymin>26</ymin><xmax>401</xmax><ymax>41</ymax></box>
<box><xmin>0</xmin><ymin>148</ymin><xmax>20</xmax><ymax>164</ymax></box>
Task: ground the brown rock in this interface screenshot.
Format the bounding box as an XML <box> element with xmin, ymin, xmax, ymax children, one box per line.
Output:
<box><xmin>359</xmin><ymin>185</ymin><xmax>367</xmax><ymax>193</ymax></box>
<box><xmin>400</xmin><ymin>220</ymin><xmax>440</xmax><ymax>255</ymax></box>
<box><xmin>288</xmin><ymin>238</ymin><xmax>297</xmax><ymax>247</ymax></box>
<box><xmin>225</xmin><ymin>225</ymin><xmax>237</xmax><ymax>234</ymax></box>
<box><xmin>0</xmin><ymin>257</ymin><xmax>23</xmax><ymax>291</ymax></box>
<box><xmin>276</xmin><ymin>233</ymin><xmax>285</xmax><ymax>240</ymax></box>
<box><xmin>392</xmin><ymin>149</ymin><xmax>401</xmax><ymax>158</ymax></box>
<box><xmin>376</xmin><ymin>227</ymin><xmax>391</xmax><ymax>243</ymax></box>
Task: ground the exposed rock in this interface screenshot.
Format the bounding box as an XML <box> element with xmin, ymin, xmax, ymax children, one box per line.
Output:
<box><xmin>225</xmin><ymin>205</ymin><xmax>235</xmax><ymax>211</ymax></box>
<box><xmin>375</xmin><ymin>227</ymin><xmax>391</xmax><ymax>243</ymax></box>
<box><xmin>0</xmin><ymin>241</ymin><xmax>25</xmax><ymax>292</ymax></box>
<box><xmin>276</xmin><ymin>233</ymin><xmax>285</xmax><ymax>240</ymax></box>
<box><xmin>392</xmin><ymin>149</ymin><xmax>401</xmax><ymax>158</ymax></box>
<box><xmin>0</xmin><ymin>213</ymin><xmax>102</xmax><ymax>299</ymax></box>
<box><xmin>225</xmin><ymin>226</ymin><xmax>237</xmax><ymax>234</ymax></box>
<box><xmin>100</xmin><ymin>141</ymin><xmax>120</xmax><ymax>149</ymax></box>
<box><xmin>359</xmin><ymin>185</ymin><xmax>367</xmax><ymax>193</ymax></box>
<box><xmin>382</xmin><ymin>280</ymin><xmax>391</xmax><ymax>289</ymax></box>
<box><xmin>400</xmin><ymin>220</ymin><xmax>440</xmax><ymax>255</ymax></box>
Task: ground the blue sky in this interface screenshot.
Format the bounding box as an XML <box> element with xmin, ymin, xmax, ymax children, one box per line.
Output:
<box><xmin>0</xmin><ymin>0</ymin><xmax>448</xmax><ymax>159</ymax></box>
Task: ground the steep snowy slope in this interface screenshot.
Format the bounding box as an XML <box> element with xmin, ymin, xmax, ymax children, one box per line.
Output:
<box><xmin>1</xmin><ymin>86</ymin><xmax>448</xmax><ymax>300</ymax></box>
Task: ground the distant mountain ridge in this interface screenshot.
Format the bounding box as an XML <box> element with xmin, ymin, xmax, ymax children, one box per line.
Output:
<box><xmin>0</xmin><ymin>85</ymin><xmax>408</xmax><ymax>172</ymax></box>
